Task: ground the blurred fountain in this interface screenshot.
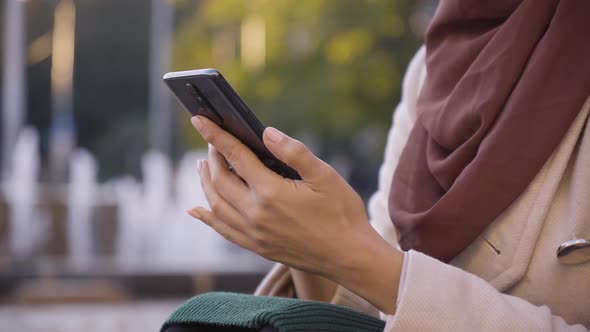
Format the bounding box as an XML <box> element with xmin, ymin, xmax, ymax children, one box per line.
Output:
<box><xmin>165</xmin><ymin>150</ymin><xmax>271</xmax><ymax>272</ymax></box>
<box><xmin>141</xmin><ymin>151</ymin><xmax>173</xmax><ymax>261</ymax></box>
<box><xmin>7</xmin><ymin>128</ymin><xmax>40</xmax><ymax>258</ymax></box>
<box><xmin>155</xmin><ymin>150</ymin><xmax>227</xmax><ymax>269</ymax></box>
<box><xmin>111</xmin><ymin>149</ymin><xmax>255</xmax><ymax>271</ymax></box>
<box><xmin>3</xmin><ymin>132</ymin><xmax>270</xmax><ymax>272</ymax></box>
<box><xmin>113</xmin><ymin>177</ymin><xmax>143</xmax><ymax>267</ymax></box>
<box><xmin>66</xmin><ymin>149</ymin><xmax>97</xmax><ymax>270</ymax></box>
<box><xmin>174</xmin><ymin>151</ymin><xmax>209</xmax><ymax>220</ymax></box>
<box><xmin>114</xmin><ymin>151</ymin><xmax>181</xmax><ymax>269</ymax></box>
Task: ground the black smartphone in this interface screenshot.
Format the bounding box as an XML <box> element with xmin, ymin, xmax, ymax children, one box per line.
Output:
<box><xmin>163</xmin><ymin>68</ymin><xmax>301</xmax><ymax>180</ymax></box>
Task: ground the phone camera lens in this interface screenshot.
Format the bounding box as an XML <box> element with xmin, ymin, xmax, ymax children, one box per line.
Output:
<box><xmin>185</xmin><ymin>83</ymin><xmax>197</xmax><ymax>96</ymax></box>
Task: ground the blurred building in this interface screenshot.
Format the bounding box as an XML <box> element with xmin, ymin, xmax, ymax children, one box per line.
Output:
<box><xmin>24</xmin><ymin>0</ymin><xmax>153</xmax><ymax>181</ymax></box>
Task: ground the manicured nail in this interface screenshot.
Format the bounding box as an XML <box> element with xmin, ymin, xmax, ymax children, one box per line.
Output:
<box><xmin>191</xmin><ymin>116</ymin><xmax>204</xmax><ymax>131</ymax></box>
<box><xmin>265</xmin><ymin>127</ymin><xmax>285</xmax><ymax>144</ymax></box>
<box><xmin>187</xmin><ymin>208</ymin><xmax>201</xmax><ymax>219</ymax></box>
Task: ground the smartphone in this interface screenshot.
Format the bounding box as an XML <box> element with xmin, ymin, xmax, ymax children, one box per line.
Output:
<box><xmin>163</xmin><ymin>68</ymin><xmax>301</xmax><ymax>180</ymax></box>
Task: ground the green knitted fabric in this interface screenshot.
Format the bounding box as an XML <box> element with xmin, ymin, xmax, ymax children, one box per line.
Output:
<box><xmin>161</xmin><ymin>292</ymin><xmax>385</xmax><ymax>332</ymax></box>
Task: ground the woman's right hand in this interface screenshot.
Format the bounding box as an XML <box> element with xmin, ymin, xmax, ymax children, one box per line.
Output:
<box><xmin>189</xmin><ymin>115</ymin><xmax>402</xmax><ymax>314</ymax></box>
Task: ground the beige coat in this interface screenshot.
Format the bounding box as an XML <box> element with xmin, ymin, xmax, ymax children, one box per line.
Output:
<box><xmin>255</xmin><ymin>47</ymin><xmax>590</xmax><ymax>331</ymax></box>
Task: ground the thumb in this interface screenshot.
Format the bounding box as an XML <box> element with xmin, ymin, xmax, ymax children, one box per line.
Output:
<box><xmin>263</xmin><ymin>127</ymin><xmax>326</xmax><ymax>181</ymax></box>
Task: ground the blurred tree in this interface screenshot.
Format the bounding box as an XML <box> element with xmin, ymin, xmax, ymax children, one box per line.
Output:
<box><xmin>171</xmin><ymin>0</ymin><xmax>427</xmax><ymax>197</ymax></box>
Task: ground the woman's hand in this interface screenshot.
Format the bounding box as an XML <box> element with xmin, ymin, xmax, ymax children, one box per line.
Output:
<box><xmin>188</xmin><ymin>115</ymin><xmax>402</xmax><ymax>313</ymax></box>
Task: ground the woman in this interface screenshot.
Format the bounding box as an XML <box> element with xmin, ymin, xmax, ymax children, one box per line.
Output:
<box><xmin>187</xmin><ymin>1</ymin><xmax>590</xmax><ymax>330</ymax></box>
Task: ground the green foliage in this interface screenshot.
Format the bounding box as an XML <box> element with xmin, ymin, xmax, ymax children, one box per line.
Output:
<box><xmin>172</xmin><ymin>0</ymin><xmax>423</xmax><ymax>166</ymax></box>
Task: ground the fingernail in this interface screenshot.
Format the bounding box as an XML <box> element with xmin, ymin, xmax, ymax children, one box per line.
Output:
<box><xmin>265</xmin><ymin>127</ymin><xmax>285</xmax><ymax>144</ymax></box>
<box><xmin>191</xmin><ymin>116</ymin><xmax>204</xmax><ymax>132</ymax></box>
<box><xmin>197</xmin><ymin>160</ymin><xmax>202</xmax><ymax>172</ymax></box>
<box><xmin>187</xmin><ymin>208</ymin><xmax>201</xmax><ymax>219</ymax></box>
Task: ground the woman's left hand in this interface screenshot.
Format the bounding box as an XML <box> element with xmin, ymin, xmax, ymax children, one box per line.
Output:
<box><xmin>189</xmin><ymin>115</ymin><xmax>402</xmax><ymax>313</ymax></box>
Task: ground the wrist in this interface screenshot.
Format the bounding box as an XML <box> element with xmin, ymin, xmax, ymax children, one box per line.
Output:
<box><xmin>290</xmin><ymin>268</ymin><xmax>338</xmax><ymax>302</ymax></box>
<box><xmin>328</xmin><ymin>227</ymin><xmax>403</xmax><ymax>314</ymax></box>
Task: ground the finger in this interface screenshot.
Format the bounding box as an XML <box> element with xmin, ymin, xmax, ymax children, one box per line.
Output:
<box><xmin>263</xmin><ymin>127</ymin><xmax>330</xmax><ymax>181</ymax></box>
<box><xmin>209</xmin><ymin>144</ymin><xmax>243</xmax><ymax>180</ymax></box>
<box><xmin>199</xmin><ymin>160</ymin><xmax>254</xmax><ymax>235</ymax></box>
<box><xmin>188</xmin><ymin>207</ymin><xmax>256</xmax><ymax>251</ymax></box>
<box><xmin>207</xmin><ymin>144</ymin><xmax>252</xmax><ymax>210</ymax></box>
<box><xmin>191</xmin><ymin>116</ymin><xmax>276</xmax><ymax>184</ymax></box>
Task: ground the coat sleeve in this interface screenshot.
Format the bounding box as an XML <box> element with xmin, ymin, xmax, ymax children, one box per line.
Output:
<box><xmin>384</xmin><ymin>250</ymin><xmax>589</xmax><ymax>331</ymax></box>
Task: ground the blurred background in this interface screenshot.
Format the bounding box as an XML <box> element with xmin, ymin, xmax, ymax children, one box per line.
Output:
<box><xmin>0</xmin><ymin>0</ymin><xmax>433</xmax><ymax>330</ymax></box>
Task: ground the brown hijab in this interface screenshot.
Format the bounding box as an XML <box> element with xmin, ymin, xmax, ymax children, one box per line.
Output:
<box><xmin>389</xmin><ymin>0</ymin><xmax>590</xmax><ymax>262</ymax></box>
